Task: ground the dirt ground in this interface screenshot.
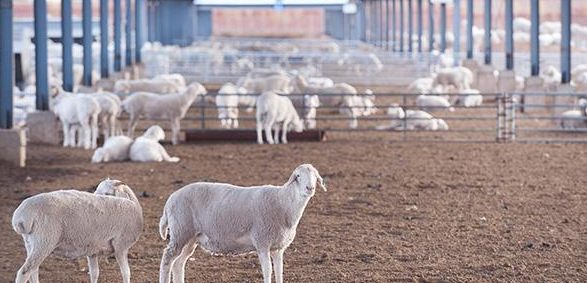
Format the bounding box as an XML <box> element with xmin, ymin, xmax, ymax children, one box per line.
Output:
<box><xmin>1</xmin><ymin>136</ymin><xmax>586</xmax><ymax>283</ymax></box>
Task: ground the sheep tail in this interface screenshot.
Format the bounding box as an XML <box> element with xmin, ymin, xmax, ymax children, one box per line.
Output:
<box><xmin>159</xmin><ymin>209</ymin><xmax>169</xmax><ymax>240</ymax></box>
<box><xmin>12</xmin><ymin>217</ymin><xmax>34</xmax><ymax>235</ymax></box>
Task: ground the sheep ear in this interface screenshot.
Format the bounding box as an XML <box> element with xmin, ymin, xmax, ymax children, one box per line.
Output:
<box><xmin>113</xmin><ymin>181</ymin><xmax>125</xmax><ymax>187</ymax></box>
<box><xmin>311</xmin><ymin>167</ymin><xmax>327</xmax><ymax>192</ymax></box>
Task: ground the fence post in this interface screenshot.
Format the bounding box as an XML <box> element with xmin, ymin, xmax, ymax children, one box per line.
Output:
<box><xmin>200</xmin><ymin>94</ymin><xmax>206</xmax><ymax>129</ymax></box>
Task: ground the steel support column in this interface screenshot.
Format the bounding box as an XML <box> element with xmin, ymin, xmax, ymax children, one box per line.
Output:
<box><xmin>561</xmin><ymin>0</ymin><xmax>571</xmax><ymax>84</ymax></box>
<box><xmin>530</xmin><ymin>0</ymin><xmax>539</xmax><ymax>76</ymax></box>
<box><xmin>505</xmin><ymin>0</ymin><xmax>513</xmax><ymax>70</ymax></box>
<box><xmin>100</xmin><ymin>0</ymin><xmax>109</xmax><ymax>78</ymax></box>
<box><xmin>136</xmin><ymin>0</ymin><xmax>143</xmax><ymax>62</ymax></box>
<box><xmin>484</xmin><ymin>0</ymin><xmax>491</xmax><ymax>65</ymax></box>
<box><xmin>392</xmin><ymin>0</ymin><xmax>396</xmax><ymax>51</ymax></box>
<box><xmin>385</xmin><ymin>0</ymin><xmax>389</xmax><ymax>49</ymax></box>
<box><xmin>34</xmin><ymin>0</ymin><xmax>49</xmax><ymax>108</ymax></box>
<box><xmin>466</xmin><ymin>0</ymin><xmax>473</xmax><ymax>59</ymax></box>
<box><xmin>417</xmin><ymin>0</ymin><xmax>422</xmax><ymax>53</ymax></box>
<box><xmin>440</xmin><ymin>3</ymin><xmax>446</xmax><ymax>53</ymax></box>
<box><xmin>125</xmin><ymin>0</ymin><xmax>132</xmax><ymax>66</ymax></box>
<box><xmin>61</xmin><ymin>0</ymin><xmax>73</xmax><ymax>91</ymax></box>
<box><xmin>0</xmin><ymin>0</ymin><xmax>13</xmax><ymax>128</ymax></box>
<box><xmin>399</xmin><ymin>0</ymin><xmax>404</xmax><ymax>52</ymax></box>
<box><xmin>114</xmin><ymin>0</ymin><xmax>122</xmax><ymax>71</ymax></box>
<box><xmin>428</xmin><ymin>0</ymin><xmax>434</xmax><ymax>52</ymax></box>
<box><xmin>408</xmin><ymin>0</ymin><xmax>412</xmax><ymax>53</ymax></box>
<box><xmin>453</xmin><ymin>0</ymin><xmax>460</xmax><ymax>65</ymax></box>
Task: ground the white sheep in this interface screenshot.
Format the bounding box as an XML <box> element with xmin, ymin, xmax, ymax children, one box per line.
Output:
<box><xmin>456</xmin><ymin>89</ymin><xmax>483</xmax><ymax>107</ymax></box>
<box><xmin>153</xmin><ymin>73</ymin><xmax>187</xmax><ymax>88</ymax></box>
<box><xmin>90</xmin><ymin>91</ymin><xmax>122</xmax><ymax>139</ymax></box>
<box><xmin>237</xmin><ymin>74</ymin><xmax>292</xmax><ymax>94</ymax></box>
<box><xmin>129</xmin><ymin>125</ymin><xmax>180</xmax><ymax>163</ymax></box>
<box><xmin>114</xmin><ymin>78</ymin><xmax>181</xmax><ymax>96</ymax></box>
<box><xmin>158</xmin><ymin>164</ymin><xmax>326</xmax><ymax>283</ymax></box>
<box><xmin>513</xmin><ymin>17</ymin><xmax>531</xmax><ymax>33</ymax></box>
<box><xmin>560</xmin><ymin>99</ymin><xmax>587</xmax><ymax>129</ymax></box>
<box><xmin>12</xmin><ymin>179</ymin><xmax>142</xmax><ymax>283</ymax></box>
<box><xmin>303</xmin><ymin>94</ymin><xmax>320</xmax><ymax>129</ymax></box>
<box><xmin>416</xmin><ymin>94</ymin><xmax>455</xmax><ymax>112</ymax></box>
<box><xmin>540</xmin><ymin>65</ymin><xmax>561</xmax><ymax>91</ymax></box>
<box><xmin>307</xmin><ymin>77</ymin><xmax>334</xmax><ymax>88</ymax></box>
<box><xmin>52</xmin><ymin>90</ymin><xmax>101</xmax><ymax>149</ymax></box>
<box><xmin>379</xmin><ymin>104</ymin><xmax>449</xmax><ymax>131</ymax></box>
<box><xmin>432</xmin><ymin>66</ymin><xmax>474</xmax><ymax>92</ymax></box>
<box><xmin>255</xmin><ymin>91</ymin><xmax>304</xmax><ymax>144</ymax></box>
<box><xmin>122</xmin><ymin>82</ymin><xmax>207</xmax><ymax>145</ymax></box>
<box><xmin>339</xmin><ymin>92</ymin><xmax>377</xmax><ymax>129</ymax></box>
<box><xmin>215</xmin><ymin>82</ymin><xmax>249</xmax><ymax>129</ymax></box>
<box><xmin>408</xmin><ymin>77</ymin><xmax>435</xmax><ymax>94</ymax></box>
<box><xmin>91</xmin><ymin>135</ymin><xmax>134</xmax><ymax>163</ymax></box>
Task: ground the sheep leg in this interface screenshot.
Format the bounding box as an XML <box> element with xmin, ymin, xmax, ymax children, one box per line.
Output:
<box><xmin>159</xmin><ymin>239</ymin><xmax>190</xmax><ymax>283</ymax></box>
<box><xmin>101</xmin><ymin>114</ymin><xmax>109</xmax><ymax>139</ymax></box>
<box><xmin>271</xmin><ymin>249</ymin><xmax>284</xmax><ymax>283</ymax></box>
<box><xmin>256</xmin><ymin>118</ymin><xmax>264</xmax><ymax>144</ymax></box>
<box><xmin>15</xmin><ymin>244</ymin><xmax>52</xmax><ymax>283</ymax></box>
<box><xmin>109</xmin><ymin>114</ymin><xmax>117</xmax><ymax>137</ymax></box>
<box><xmin>264</xmin><ymin>120</ymin><xmax>275</xmax><ymax>145</ymax></box>
<box><xmin>114</xmin><ymin>249</ymin><xmax>131</xmax><ymax>283</ymax></box>
<box><xmin>171</xmin><ymin>118</ymin><xmax>180</xmax><ymax>145</ymax></box>
<box><xmin>273</xmin><ymin>124</ymin><xmax>280</xmax><ymax>144</ymax></box>
<box><xmin>257</xmin><ymin>250</ymin><xmax>273</xmax><ymax>283</ymax></box>
<box><xmin>232</xmin><ymin>108</ymin><xmax>239</xmax><ymax>128</ymax></box>
<box><xmin>87</xmin><ymin>255</ymin><xmax>100</xmax><ymax>283</ymax></box>
<box><xmin>29</xmin><ymin>267</ymin><xmax>39</xmax><ymax>283</ymax></box>
<box><xmin>171</xmin><ymin>240</ymin><xmax>197</xmax><ymax>283</ymax></box>
<box><xmin>91</xmin><ymin>113</ymin><xmax>99</xmax><ymax>149</ymax></box>
<box><xmin>80</xmin><ymin>121</ymin><xmax>91</xmax><ymax>150</ymax></box>
<box><xmin>158</xmin><ymin>144</ymin><xmax>180</xmax><ymax>163</ymax></box>
<box><xmin>281</xmin><ymin>122</ymin><xmax>288</xmax><ymax>144</ymax></box>
<box><xmin>127</xmin><ymin>114</ymin><xmax>138</xmax><ymax>139</ymax></box>
<box><xmin>62</xmin><ymin>122</ymin><xmax>70</xmax><ymax>147</ymax></box>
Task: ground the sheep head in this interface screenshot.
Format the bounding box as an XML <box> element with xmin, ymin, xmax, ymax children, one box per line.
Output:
<box><xmin>185</xmin><ymin>82</ymin><xmax>207</xmax><ymax>97</ymax></box>
<box><xmin>95</xmin><ymin>179</ymin><xmax>128</xmax><ymax>197</ymax></box>
<box><xmin>91</xmin><ymin>147</ymin><xmax>109</xmax><ymax>163</ymax></box>
<box><xmin>143</xmin><ymin>125</ymin><xmax>166</xmax><ymax>141</ymax></box>
<box><xmin>386</xmin><ymin>104</ymin><xmax>405</xmax><ymax>119</ymax></box>
<box><xmin>287</xmin><ymin>164</ymin><xmax>327</xmax><ymax>198</ymax></box>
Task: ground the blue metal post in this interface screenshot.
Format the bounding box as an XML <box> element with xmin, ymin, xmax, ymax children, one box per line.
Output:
<box><xmin>125</xmin><ymin>0</ymin><xmax>132</xmax><ymax>66</ymax></box>
<box><xmin>385</xmin><ymin>0</ymin><xmax>389</xmax><ymax>49</ymax></box>
<box><xmin>114</xmin><ymin>0</ymin><xmax>122</xmax><ymax>71</ymax></box>
<box><xmin>34</xmin><ymin>0</ymin><xmax>49</xmax><ymax>109</ymax></box>
<box><xmin>61</xmin><ymin>0</ymin><xmax>73</xmax><ymax>91</ymax></box>
<box><xmin>466</xmin><ymin>0</ymin><xmax>473</xmax><ymax>59</ymax></box>
<box><xmin>135</xmin><ymin>0</ymin><xmax>143</xmax><ymax>62</ymax></box>
<box><xmin>100</xmin><ymin>0</ymin><xmax>109</xmax><ymax>78</ymax></box>
<box><xmin>453</xmin><ymin>0</ymin><xmax>460</xmax><ymax>65</ymax></box>
<box><xmin>530</xmin><ymin>0</ymin><xmax>539</xmax><ymax>76</ymax></box>
<box><xmin>392</xmin><ymin>0</ymin><xmax>396</xmax><ymax>51</ymax></box>
<box><xmin>561</xmin><ymin>0</ymin><xmax>571</xmax><ymax>84</ymax></box>
<box><xmin>440</xmin><ymin>3</ymin><xmax>446</xmax><ymax>53</ymax></box>
<box><xmin>417</xmin><ymin>0</ymin><xmax>422</xmax><ymax>52</ymax></box>
<box><xmin>379</xmin><ymin>0</ymin><xmax>384</xmax><ymax>47</ymax></box>
<box><xmin>357</xmin><ymin>0</ymin><xmax>365</xmax><ymax>41</ymax></box>
<box><xmin>428</xmin><ymin>0</ymin><xmax>434</xmax><ymax>52</ymax></box>
<box><xmin>0</xmin><ymin>0</ymin><xmax>13</xmax><ymax>128</ymax></box>
<box><xmin>483</xmin><ymin>0</ymin><xmax>491</xmax><ymax>65</ymax></box>
<box><xmin>399</xmin><ymin>0</ymin><xmax>404</xmax><ymax>52</ymax></box>
<box><xmin>408</xmin><ymin>0</ymin><xmax>412</xmax><ymax>53</ymax></box>
<box><xmin>505</xmin><ymin>0</ymin><xmax>513</xmax><ymax>70</ymax></box>
<box><xmin>82</xmin><ymin>0</ymin><xmax>92</xmax><ymax>86</ymax></box>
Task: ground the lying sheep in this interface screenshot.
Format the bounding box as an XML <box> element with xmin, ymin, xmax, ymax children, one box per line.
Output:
<box><xmin>432</xmin><ymin>66</ymin><xmax>474</xmax><ymax>92</ymax></box>
<box><xmin>560</xmin><ymin>99</ymin><xmax>587</xmax><ymax>129</ymax></box>
<box><xmin>256</xmin><ymin>91</ymin><xmax>304</xmax><ymax>144</ymax></box>
<box><xmin>416</xmin><ymin>95</ymin><xmax>455</xmax><ymax>112</ymax></box>
<box><xmin>158</xmin><ymin>164</ymin><xmax>326</xmax><ymax>283</ymax></box>
<box><xmin>379</xmin><ymin>104</ymin><xmax>449</xmax><ymax>131</ymax></box>
<box><xmin>129</xmin><ymin>125</ymin><xmax>180</xmax><ymax>163</ymax></box>
<box><xmin>456</xmin><ymin>89</ymin><xmax>483</xmax><ymax>107</ymax></box>
<box><xmin>12</xmin><ymin>179</ymin><xmax>142</xmax><ymax>283</ymax></box>
<box><xmin>122</xmin><ymin>82</ymin><xmax>207</xmax><ymax>145</ymax></box>
<box><xmin>91</xmin><ymin>135</ymin><xmax>134</xmax><ymax>163</ymax></box>
<box><xmin>52</xmin><ymin>90</ymin><xmax>101</xmax><ymax>149</ymax></box>
<box><xmin>408</xmin><ymin>77</ymin><xmax>435</xmax><ymax>94</ymax></box>
<box><xmin>215</xmin><ymin>82</ymin><xmax>249</xmax><ymax>129</ymax></box>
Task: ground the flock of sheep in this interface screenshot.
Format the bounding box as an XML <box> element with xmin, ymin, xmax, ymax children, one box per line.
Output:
<box><xmin>12</xmin><ymin>164</ymin><xmax>326</xmax><ymax>283</ymax></box>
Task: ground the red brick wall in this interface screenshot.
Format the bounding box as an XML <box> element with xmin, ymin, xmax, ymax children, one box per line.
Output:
<box><xmin>212</xmin><ymin>8</ymin><xmax>324</xmax><ymax>38</ymax></box>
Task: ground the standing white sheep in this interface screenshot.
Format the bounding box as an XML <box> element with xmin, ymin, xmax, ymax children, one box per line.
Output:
<box><xmin>432</xmin><ymin>66</ymin><xmax>474</xmax><ymax>92</ymax></box>
<box><xmin>303</xmin><ymin>94</ymin><xmax>320</xmax><ymax>129</ymax></box>
<box><xmin>379</xmin><ymin>104</ymin><xmax>449</xmax><ymax>131</ymax></box>
<box><xmin>122</xmin><ymin>82</ymin><xmax>207</xmax><ymax>145</ymax></box>
<box><xmin>52</xmin><ymin>90</ymin><xmax>101</xmax><ymax>149</ymax></box>
<box><xmin>12</xmin><ymin>179</ymin><xmax>142</xmax><ymax>283</ymax></box>
<box><xmin>256</xmin><ymin>91</ymin><xmax>304</xmax><ymax>144</ymax></box>
<box><xmin>158</xmin><ymin>164</ymin><xmax>326</xmax><ymax>283</ymax></box>
<box><xmin>129</xmin><ymin>125</ymin><xmax>180</xmax><ymax>163</ymax></box>
<box><xmin>215</xmin><ymin>82</ymin><xmax>249</xmax><ymax>129</ymax></box>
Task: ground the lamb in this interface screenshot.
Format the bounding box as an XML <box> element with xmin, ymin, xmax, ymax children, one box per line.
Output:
<box><xmin>540</xmin><ymin>65</ymin><xmax>561</xmax><ymax>91</ymax></box>
<box><xmin>91</xmin><ymin>135</ymin><xmax>134</xmax><ymax>163</ymax></box>
<box><xmin>432</xmin><ymin>66</ymin><xmax>474</xmax><ymax>92</ymax></box>
<box><xmin>158</xmin><ymin>164</ymin><xmax>326</xmax><ymax>283</ymax></box>
<box><xmin>416</xmin><ymin>94</ymin><xmax>455</xmax><ymax>112</ymax></box>
<box><xmin>114</xmin><ymin>78</ymin><xmax>181</xmax><ymax>96</ymax></box>
<box><xmin>90</xmin><ymin>91</ymin><xmax>122</xmax><ymax>138</ymax></box>
<box><xmin>215</xmin><ymin>82</ymin><xmax>249</xmax><ymax>129</ymax></box>
<box><xmin>339</xmin><ymin>91</ymin><xmax>378</xmax><ymax>129</ymax></box>
<box><xmin>12</xmin><ymin>179</ymin><xmax>142</xmax><ymax>283</ymax></box>
<box><xmin>408</xmin><ymin>77</ymin><xmax>435</xmax><ymax>94</ymax></box>
<box><xmin>560</xmin><ymin>99</ymin><xmax>587</xmax><ymax>129</ymax></box>
<box><xmin>379</xmin><ymin>104</ymin><xmax>449</xmax><ymax>131</ymax></box>
<box><xmin>237</xmin><ymin>74</ymin><xmax>292</xmax><ymax>94</ymax></box>
<box><xmin>52</xmin><ymin>90</ymin><xmax>101</xmax><ymax>149</ymax></box>
<box><xmin>153</xmin><ymin>73</ymin><xmax>187</xmax><ymax>88</ymax></box>
<box><xmin>303</xmin><ymin>94</ymin><xmax>320</xmax><ymax>129</ymax></box>
<box><xmin>256</xmin><ymin>91</ymin><xmax>304</xmax><ymax>144</ymax></box>
<box><xmin>456</xmin><ymin>89</ymin><xmax>483</xmax><ymax>107</ymax></box>
<box><xmin>129</xmin><ymin>125</ymin><xmax>180</xmax><ymax>162</ymax></box>
<box><xmin>122</xmin><ymin>82</ymin><xmax>207</xmax><ymax>145</ymax></box>
<box><xmin>513</xmin><ymin>17</ymin><xmax>531</xmax><ymax>33</ymax></box>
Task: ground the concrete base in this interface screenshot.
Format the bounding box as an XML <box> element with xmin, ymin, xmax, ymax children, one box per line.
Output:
<box><xmin>477</xmin><ymin>65</ymin><xmax>497</xmax><ymax>94</ymax></box>
<box><xmin>498</xmin><ymin>70</ymin><xmax>517</xmax><ymax>93</ymax></box>
<box><xmin>0</xmin><ymin>128</ymin><xmax>26</xmax><ymax>167</ymax></box>
<box><xmin>26</xmin><ymin>111</ymin><xmax>61</xmax><ymax>145</ymax></box>
<box><xmin>554</xmin><ymin>84</ymin><xmax>577</xmax><ymax>116</ymax></box>
<box><xmin>522</xmin><ymin>76</ymin><xmax>546</xmax><ymax>112</ymax></box>
<box><xmin>462</xmin><ymin>59</ymin><xmax>478</xmax><ymax>89</ymax></box>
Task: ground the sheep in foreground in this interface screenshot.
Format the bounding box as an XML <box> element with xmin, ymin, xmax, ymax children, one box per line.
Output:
<box><xmin>122</xmin><ymin>82</ymin><xmax>207</xmax><ymax>144</ymax></box>
<box><xmin>91</xmin><ymin>135</ymin><xmax>134</xmax><ymax>163</ymax></box>
<box><xmin>378</xmin><ymin>104</ymin><xmax>449</xmax><ymax>131</ymax></box>
<box><xmin>158</xmin><ymin>164</ymin><xmax>326</xmax><ymax>283</ymax></box>
<box><xmin>256</xmin><ymin>91</ymin><xmax>304</xmax><ymax>144</ymax></box>
<box><xmin>12</xmin><ymin>179</ymin><xmax>143</xmax><ymax>283</ymax></box>
<box><xmin>215</xmin><ymin>82</ymin><xmax>249</xmax><ymax>129</ymax></box>
<box><xmin>129</xmin><ymin>125</ymin><xmax>180</xmax><ymax>163</ymax></box>
<box><xmin>416</xmin><ymin>95</ymin><xmax>455</xmax><ymax>112</ymax></box>
<box><xmin>52</xmin><ymin>90</ymin><xmax>101</xmax><ymax>149</ymax></box>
